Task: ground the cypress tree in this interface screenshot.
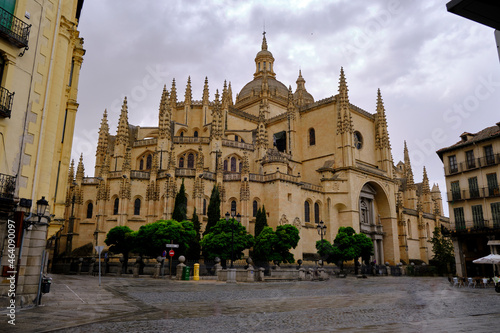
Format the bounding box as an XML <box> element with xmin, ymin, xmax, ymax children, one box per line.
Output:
<box><xmin>255</xmin><ymin>205</ymin><xmax>268</xmax><ymax>237</ymax></box>
<box><xmin>203</xmin><ymin>184</ymin><xmax>221</xmax><ymax>236</ymax></box>
<box><xmin>172</xmin><ymin>179</ymin><xmax>187</xmax><ymax>222</ymax></box>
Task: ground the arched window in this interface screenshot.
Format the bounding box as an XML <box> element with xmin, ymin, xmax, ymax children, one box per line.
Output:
<box><xmin>231</xmin><ymin>200</ymin><xmax>237</xmax><ymax>215</ymax></box>
<box><xmin>309</xmin><ymin>128</ymin><xmax>316</xmax><ymax>146</ymax></box>
<box><xmin>146</xmin><ymin>154</ymin><xmax>152</xmax><ymax>169</ymax></box>
<box><xmin>187</xmin><ymin>153</ymin><xmax>195</xmax><ymax>169</ymax></box>
<box><xmin>426</xmin><ymin>223</ymin><xmax>430</xmax><ymax>238</ymax></box>
<box><xmin>179</xmin><ymin>157</ymin><xmax>184</xmax><ymax>168</ymax></box>
<box><xmin>134</xmin><ymin>198</ymin><xmax>141</xmax><ymax>215</ymax></box>
<box><xmin>304</xmin><ymin>201</ymin><xmax>310</xmax><ymax>223</ymax></box>
<box><xmin>194</xmin><ymin>131</ymin><xmax>198</xmax><ymax>138</ymax></box>
<box><xmin>239</xmin><ymin>162</ymin><xmax>242</xmax><ymax>173</ymax></box>
<box><xmin>235</xmin><ymin>135</ymin><xmax>238</xmax><ymax>142</ymax></box>
<box><xmin>231</xmin><ymin>157</ymin><xmax>236</xmax><ymax>172</ymax></box>
<box><xmin>253</xmin><ymin>200</ymin><xmax>258</xmax><ymax>217</ymax></box>
<box><xmin>407</xmin><ymin>219</ymin><xmax>412</xmax><ymax>238</ymax></box>
<box><xmin>113</xmin><ymin>198</ymin><xmax>119</xmax><ymax>215</ymax></box>
<box><xmin>223</xmin><ymin>160</ymin><xmax>228</xmax><ymax>171</ymax></box>
<box><xmin>314</xmin><ymin>202</ymin><xmax>320</xmax><ymax>223</ymax></box>
<box><xmin>86</xmin><ymin>202</ymin><xmax>93</xmax><ymax>219</ymax></box>
<box><xmin>203</xmin><ymin>199</ymin><xmax>207</xmax><ymax>215</ymax></box>
<box><xmin>139</xmin><ymin>159</ymin><xmax>144</xmax><ymax>170</ymax></box>
<box><xmin>180</xmin><ymin>131</ymin><xmax>184</xmax><ymax>137</ymax></box>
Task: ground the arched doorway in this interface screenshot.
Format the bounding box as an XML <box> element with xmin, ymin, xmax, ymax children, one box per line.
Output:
<box><xmin>359</xmin><ymin>183</ymin><xmax>392</xmax><ymax>265</ymax></box>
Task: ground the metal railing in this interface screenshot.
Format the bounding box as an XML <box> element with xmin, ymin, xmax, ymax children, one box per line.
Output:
<box><xmin>0</xmin><ymin>173</ymin><xmax>15</xmax><ymax>200</ymax></box>
<box><xmin>447</xmin><ymin>186</ymin><xmax>500</xmax><ymax>202</ymax></box>
<box><xmin>452</xmin><ymin>219</ymin><xmax>500</xmax><ymax>231</ymax></box>
<box><xmin>444</xmin><ymin>153</ymin><xmax>500</xmax><ymax>175</ymax></box>
<box><xmin>0</xmin><ymin>86</ymin><xmax>14</xmax><ymax>118</ymax></box>
<box><xmin>0</xmin><ymin>6</ymin><xmax>31</xmax><ymax>48</ymax></box>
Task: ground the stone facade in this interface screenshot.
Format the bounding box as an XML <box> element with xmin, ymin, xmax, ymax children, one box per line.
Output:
<box><xmin>62</xmin><ymin>34</ymin><xmax>446</xmax><ymax>264</ymax></box>
<box><xmin>0</xmin><ymin>1</ymin><xmax>85</xmax><ymax>306</ymax></box>
<box><xmin>437</xmin><ymin>122</ymin><xmax>500</xmax><ymax>277</ymax></box>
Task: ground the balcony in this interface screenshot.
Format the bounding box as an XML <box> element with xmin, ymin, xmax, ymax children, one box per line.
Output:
<box><xmin>0</xmin><ymin>86</ymin><xmax>14</xmax><ymax>118</ymax></box>
<box><xmin>0</xmin><ymin>173</ymin><xmax>15</xmax><ymax>201</ymax></box>
<box><xmin>444</xmin><ymin>153</ymin><xmax>500</xmax><ymax>176</ymax></box>
<box><xmin>451</xmin><ymin>219</ymin><xmax>500</xmax><ymax>233</ymax></box>
<box><xmin>173</xmin><ymin>136</ymin><xmax>210</xmax><ymax>144</ymax></box>
<box><xmin>0</xmin><ymin>7</ymin><xmax>31</xmax><ymax>48</ymax></box>
<box><xmin>447</xmin><ymin>186</ymin><xmax>500</xmax><ymax>202</ymax></box>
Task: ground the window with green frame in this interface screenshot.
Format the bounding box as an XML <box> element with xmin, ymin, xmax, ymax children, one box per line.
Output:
<box><xmin>491</xmin><ymin>202</ymin><xmax>500</xmax><ymax>228</ymax></box>
<box><xmin>0</xmin><ymin>0</ymin><xmax>16</xmax><ymax>30</ymax></box>
<box><xmin>487</xmin><ymin>173</ymin><xmax>499</xmax><ymax>196</ymax></box>
<box><xmin>451</xmin><ymin>181</ymin><xmax>461</xmax><ymax>201</ymax></box>
<box><xmin>468</xmin><ymin>177</ymin><xmax>480</xmax><ymax>199</ymax></box>
<box><xmin>471</xmin><ymin>205</ymin><xmax>484</xmax><ymax>228</ymax></box>
<box><xmin>454</xmin><ymin>207</ymin><xmax>465</xmax><ymax>230</ymax></box>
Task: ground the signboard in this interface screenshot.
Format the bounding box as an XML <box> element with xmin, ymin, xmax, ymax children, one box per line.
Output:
<box><xmin>95</xmin><ymin>246</ymin><xmax>104</xmax><ymax>254</ymax></box>
<box><xmin>166</xmin><ymin>244</ymin><xmax>179</xmax><ymax>248</ymax></box>
<box><xmin>169</xmin><ymin>250</ymin><xmax>175</xmax><ymax>257</ymax></box>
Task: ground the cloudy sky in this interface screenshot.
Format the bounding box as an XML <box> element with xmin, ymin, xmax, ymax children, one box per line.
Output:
<box><xmin>72</xmin><ymin>0</ymin><xmax>500</xmax><ymax>215</ymax></box>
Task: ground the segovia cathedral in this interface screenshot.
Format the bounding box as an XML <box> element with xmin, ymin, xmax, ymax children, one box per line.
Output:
<box><xmin>60</xmin><ymin>34</ymin><xmax>448</xmax><ymax>265</ymax></box>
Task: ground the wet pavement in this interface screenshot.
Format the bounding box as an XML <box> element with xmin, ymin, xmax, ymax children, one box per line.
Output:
<box><xmin>2</xmin><ymin>274</ymin><xmax>499</xmax><ymax>332</ymax></box>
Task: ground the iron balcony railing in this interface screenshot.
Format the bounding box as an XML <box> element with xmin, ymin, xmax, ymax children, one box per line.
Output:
<box><xmin>453</xmin><ymin>219</ymin><xmax>500</xmax><ymax>232</ymax></box>
<box><xmin>447</xmin><ymin>186</ymin><xmax>500</xmax><ymax>202</ymax></box>
<box><xmin>0</xmin><ymin>6</ymin><xmax>31</xmax><ymax>48</ymax></box>
<box><xmin>0</xmin><ymin>86</ymin><xmax>14</xmax><ymax>118</ymax></box>
<box><xmin>444</xmin><ymin>153</ymin><xmax>500</xmax><ymax>176</ymax></box>
<box><xmin>0</xmin><ymin>173</ymin><xmax>16</xmax><ymax>200</ymax></box>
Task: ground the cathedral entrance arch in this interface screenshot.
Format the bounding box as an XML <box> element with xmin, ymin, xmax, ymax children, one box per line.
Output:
<box><xmin>359</xmin><ymin>182</ymin><xmax>392</xmax><ymax>265</ymax></box>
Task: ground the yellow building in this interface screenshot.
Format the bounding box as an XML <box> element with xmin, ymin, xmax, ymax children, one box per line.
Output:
<box><xmin>437</xmin><ymin>122</ymin><xmax>500</xmax><ymax>277</ymax></box>
<box><xmin>0</xmin><ymin>0</ymin><xmax>85</xmax><ymax>306</ymax></box>
<box><xmin>62</xmin><ymin>34</ymin><xmax>446</xmax><ymax>266</ymax></box>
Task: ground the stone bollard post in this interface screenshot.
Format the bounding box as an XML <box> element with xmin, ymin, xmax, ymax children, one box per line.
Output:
<box><xmin>298</xmin><ymin>267</ymin><xmax>306</xmax><ymax>281</ymax></box>
<box><xmin>306</xmin><ymin>268</ymin><xmax>314</xmax><ymax>281</ymax></box>
<box><xmin>246</xmin><ymin>265</ymin><xmax>254</xmax><ymax>282</ymax></box>
<box><xmin>317</xmin><ymin>267</ymin><xmax>325</xmax><ymax>281</ymax></box>
<box><xmin>133</xmin><ymin>256</ymin><xmax>142</xmax><ymax>278</ymax></box>
<box><xmin>77</xmin><ymin>257</ymin><xmax>83</xmax><ymax>275</ymax></box>
<box><xmin>214</xmin><ymin>257</ymin><xmax>222</xmax><ymax>275</ymax></box>
<box><xmin>258</xmin><ymin>267</ymin><xmax>265</xmax><ymax>281</ymax></box>
<box><xmin>88</xmin><ymin>257</ymin><xmax>96</xmax><ymax>276</ymax></box>
<box><xmin>176</xmin><ymin>256</ymin><xmax>186</xmax><ymax>280</ymax></box>
<box><xmin>319</xmin><ymin>268</ymin><xmax>329</xmax><ymax>280</ymax></box>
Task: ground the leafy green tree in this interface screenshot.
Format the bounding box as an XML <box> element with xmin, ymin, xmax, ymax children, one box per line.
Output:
<box><xmin>134</xmin><ymin>220</ymin><xmax>196</xmax><ymax>259</ymax></box>
<box><xmin>316</xmin><ymin>226</ymin><xmax>373</xmax><ymax>271</ymax></box>
<box><xmin>104</xmin><ymin>226</ymin><xmax>135</xmax><ymax>273</ymax></box>
<box><xmin>172</xmin><ymin>179</ymin><xmax>187</xmax><ymax>222</ymax></box>
<box><xmin>187</xmin><ymin>208</ymin><xmax>201</xmax><ymax>260</ymax></box>
<box><xmin>254</xmin><ymin>205</ymin><xmax>268</xmax><ymax>237</ymax></box>
<box><xmin>429</xmin><ymin>227</ymin><xmax>455</xmax><ymax>274</ymax></box>
<box><xmin>253</xmin><ymin>224</ymin><xmax>300</xmax><ymax>264</ymax></box>
<box><xmin>200</xmin><ymin>218</ymin><xmax>254</xmax><ymax>266</ymax></box>
<box><xmin>203</xmin><ymin>184</ymin><xmax>221</xmax><ymax>236</ymax></box>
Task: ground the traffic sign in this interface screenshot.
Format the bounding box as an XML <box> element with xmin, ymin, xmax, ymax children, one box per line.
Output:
<box><xmin>166</xmin><ymin>244</ymin><xmax>179</xmax><ymax>248</ymax></box>
<box><xmin>95</xmin><ymin>246</ymin><xmax>104</xmax><ymax>254</ymax></box>
<box><xmin>169</xmin><ymin>250</ymin><xmax>175</xmax><ymax>257</ymax></box>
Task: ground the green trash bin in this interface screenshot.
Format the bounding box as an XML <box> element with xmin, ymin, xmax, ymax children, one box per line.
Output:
<box><xmin>182</xmin><ymin>266</ymin><xmax>190</xmax><ymax>280</ymax></box>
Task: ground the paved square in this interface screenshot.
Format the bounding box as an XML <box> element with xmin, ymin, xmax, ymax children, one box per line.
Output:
<box><xmin>4</xmin><ymin>274</ymin><xmax>499</xmax><ymax>332</ymax></box>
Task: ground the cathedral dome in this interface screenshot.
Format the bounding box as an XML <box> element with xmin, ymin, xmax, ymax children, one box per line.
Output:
<box><xmin>238</xmin><ymin>76</ymin><xmax>289</xmax><ymax>101</ymax></box>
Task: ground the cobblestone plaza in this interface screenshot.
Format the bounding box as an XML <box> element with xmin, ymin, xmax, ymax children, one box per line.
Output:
<box><xmin>3</xmin><ymin>274</ymin><xmax>499</xmax><ymax>332</ymax></box>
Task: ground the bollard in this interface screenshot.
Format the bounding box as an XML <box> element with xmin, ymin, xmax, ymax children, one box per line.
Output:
<box><xmin>193</xmin><ymin>263</ymin><xmax>200</xmax><ymax>281</ymax></box>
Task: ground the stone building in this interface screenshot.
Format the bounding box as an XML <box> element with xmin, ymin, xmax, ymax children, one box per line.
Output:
<box><xmin>0</xmin><ymin>0</ymin><xmax>85</xmax><ymax>306</ymax></box>
<box><xmin>61</xmin><ymin>34</ymin><xmax>446</xmax><ymax>265</ymax></box>
<box><xmin>437</xmin><ymin>122</ymin><xmax>500</xmax><ymax>277</ymax></box>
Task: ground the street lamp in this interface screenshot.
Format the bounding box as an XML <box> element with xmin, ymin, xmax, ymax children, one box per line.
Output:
<box><xmin>316</xmin><ymin>220</ymin><xmax>327</xmax><ymax>242</ymax></box>
<box><xmin>24</xmin><ymin>196</ymin><xmax>50</xmax><ymax>229</ymax></box>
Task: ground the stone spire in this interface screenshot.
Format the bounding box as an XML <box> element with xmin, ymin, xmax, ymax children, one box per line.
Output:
<box><xmin>254</xmin><ymin>31</ymin><xmax>276</xmax><ymax>79</ymax></box>
<box><xmin>422</xmin><ymin>166</ymin><xmax>430</xmax><ymax>194</ymax></box>
<box><xmin>375</xmin><ymin>89</ymin><xmax>390</xmax><ymax>149</ymax></box>
<box><xmin>202</xmin><ymin>77</ymin><xmax>209</xmax><ymax>105</ymax></box>
<box><xmin>184</xmin><ymin>76</ymin><xmax>192</xmax><ymax>105</ymax></box>
<box><xmin>96</xmin><ymin>109</ymin><xmax>109</xmax><ymax>156</ymax></box>
<box><xmin>122</xmin><ymin>149</ymin><xmax>131</xmax><ymax>174</ymax></box>
<box><xmin>404</xmin><ymin>141</ymin><xmax>415</xmax><ymax>187</ymax></box>
<box><xmin>337</xmin><ymin>67</ymin><xmax>352</xmax><ymax>135</ymax></box>
<box><xmin>116</xmin><ymin>97</ymin><xmax>129</xmax><ymax>146</ymax></box>
<box><xmin>287</xmin><ymin>85</ymin><xmax>296</xmax><ymax>120</ymax></box>
<box><xmin>210</xmin><ymin>90</ymin><xmax>223</xmax><ymax>140</ymax></box>
<box><xmin>158</xmin><ymin>85</ymin><xmax>171</xmax><ymax>140</ymax></box>
<box><xmin>256</xmin><ymin>100</ymin><xmax>269</xmax><ymax>150</ymax></box>
<box><xmin>68</xmin><ymin>159</ymin><xmax>75</xmax><ymax>183</ymax></box>
<box><xmin>76</xmin><ymin>154</ymin><xmax>84</xmax><ymax>182</ymax></box>
<box><xmin>222</xmin><ymin>80</ymin><xmax>229</xmax><ymax>110</ymax></box>
<box><xmin>170</xmin><ymin>78</ymin><xmax>177</xmax><ymax>108</ymax></box>
<box><xmin>227</xmin><ymin>82</ymin><xmax>233</xmax><ymax>106</ymax></box>
<box><xmin>293</xmin><ymin>70</ymin><xmax>314</xmax><ymax>107</ymax></box>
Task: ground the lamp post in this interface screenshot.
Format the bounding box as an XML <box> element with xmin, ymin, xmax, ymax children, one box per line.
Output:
<box><xmin>316</xmin><ymin>220</ymin><xmax>327</xmax><ymax>242</ymax></box>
